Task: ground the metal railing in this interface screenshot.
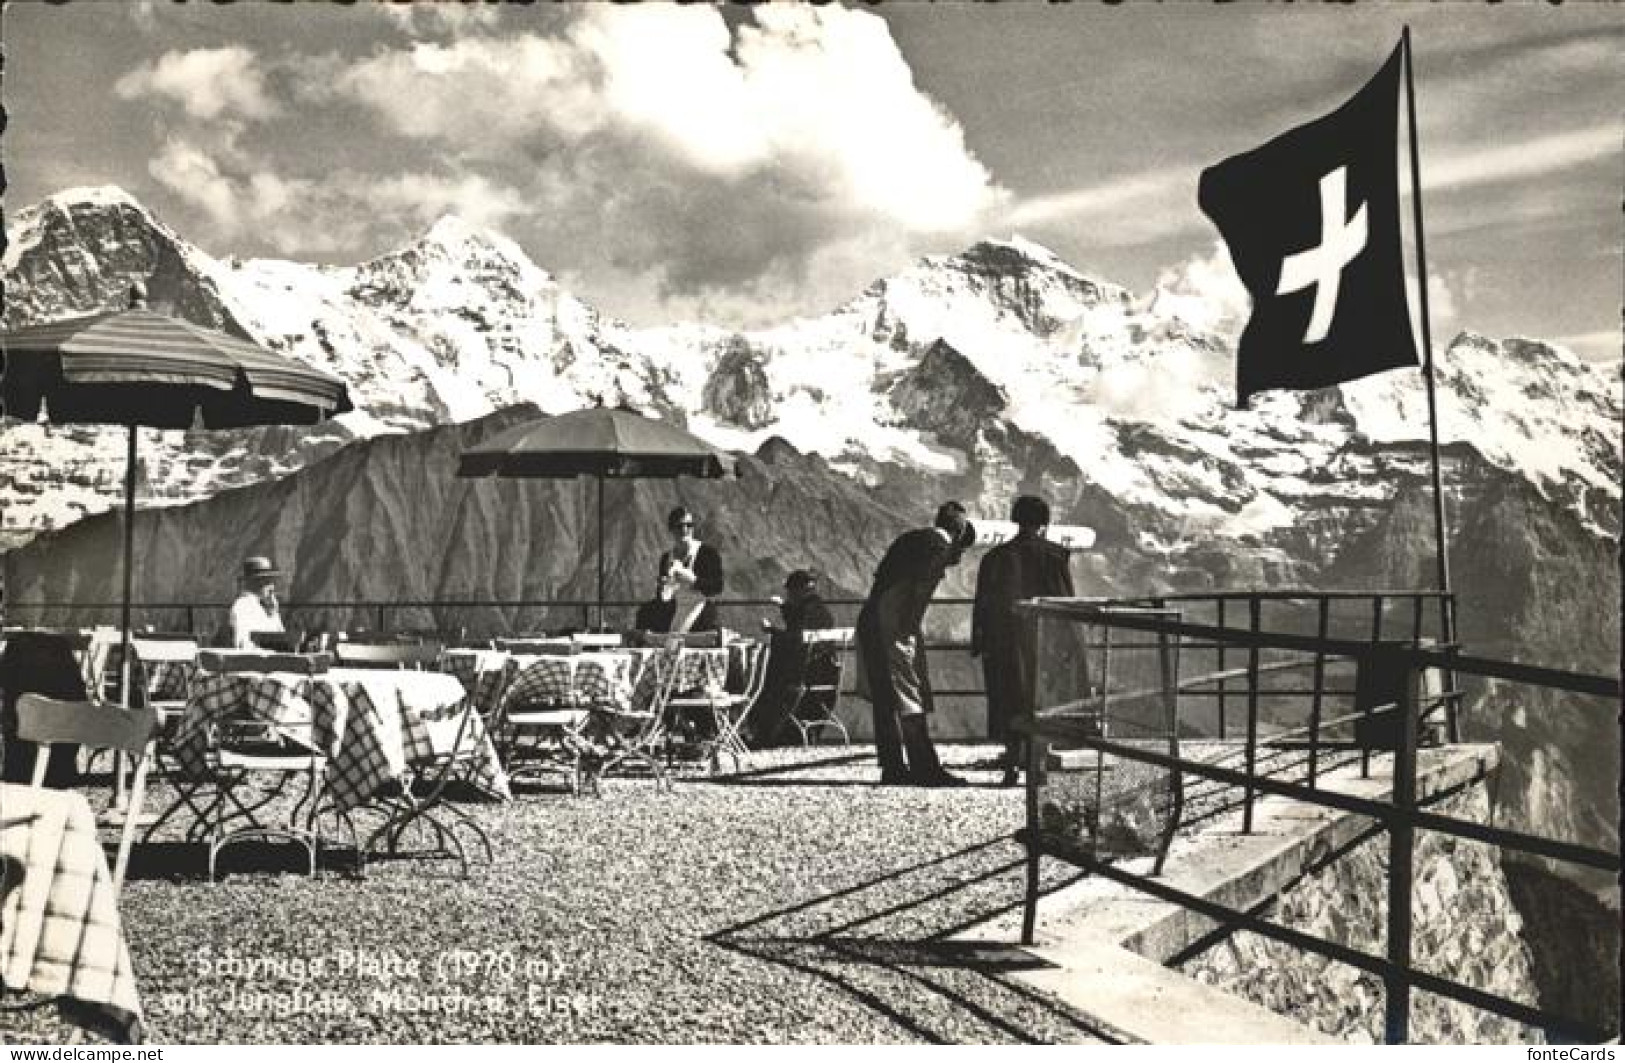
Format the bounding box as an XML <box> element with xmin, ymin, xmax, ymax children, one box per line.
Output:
<box><xmin>1016</xmin><ymin>595</ymin><xmax>1621</xmax><ymax>1044</ymax></box>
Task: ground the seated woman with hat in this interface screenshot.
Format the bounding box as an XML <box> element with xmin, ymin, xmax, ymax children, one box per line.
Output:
<box><xmin>229</xmin><ymin>556</ymin><xmax>286</xmax><ymax>650</ymax></box>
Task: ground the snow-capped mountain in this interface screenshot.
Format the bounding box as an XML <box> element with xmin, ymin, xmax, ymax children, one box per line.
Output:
<box><xmin>4</xmin><ymin>188</ymin><xmax>1618</xmax><ymax>562</ymax></box>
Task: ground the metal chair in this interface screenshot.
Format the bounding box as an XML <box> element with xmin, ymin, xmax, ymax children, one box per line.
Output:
<box><xmin>791</xmin><ymin>627</ymin><xmax>855</xmax><ymax>745</ymax></box>
<box><xmin>490</xmin><ymin>656</ymin><xmax>594</xmax><ymax>795</ymax></box>
<box><xmin>183</xmin><ymin>655</ymin><xmax>341</xmax><ymax>880</ymax></box>
<box><xmin>582</xmin><ymin>639</ymin><xmax>686</xmax><ymax>794</ymax></box>
<box><xmin>359</xmin><ymin>692</ymin><xmax>494</xmax><ymax>878</ymax></box>
<box><xmin>667</xmin><ymin>640</ymin><xmax>773</xmax><ymax>774</ymax></box>
<box><xmin>13</xmin><ymin>693</ymin><xmax>160</xmax><ymax>889</ymax></box>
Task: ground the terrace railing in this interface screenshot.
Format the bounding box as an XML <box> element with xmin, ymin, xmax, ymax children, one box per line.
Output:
<box><xmin>1015</xmin><ymin>595</ymin><xmax>1621</xmax><ymax>1044</ymax></box>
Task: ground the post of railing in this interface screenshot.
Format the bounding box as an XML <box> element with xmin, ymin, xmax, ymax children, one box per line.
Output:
<box><xmin>1382</xmin><ymin>643</ymin><xmax>1419</xmax><ymax>1044</ymax></box>
<box><xmin>1307</xmin><ymin>597</ymin><xmax>1329</xmax><ymax>788</ymax></box>
<box><xmin>1216</xmin><ymin>597</ymin><xmax>1228</xmax><ymax>740</ymax></box>
<box><xmin>1443</xmin><ymin>594</ymin><xmax>1461</xmax><ymax>743</ymax></box>
<box><xmin>1242</xmin><ymin>596</ymin><xmax>1261</xmax><ymax>833</ymax></box>
<box><xmin>185</xmin><ymin>605</ymin><xmax>196</xmax><ymax>637</ymax></box>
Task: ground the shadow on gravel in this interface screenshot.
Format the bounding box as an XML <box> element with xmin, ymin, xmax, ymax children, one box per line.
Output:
<box><xmin>705</xmin><ymin>836</ymin><xmax>1114</xmax><ymax>1044</ymax></box>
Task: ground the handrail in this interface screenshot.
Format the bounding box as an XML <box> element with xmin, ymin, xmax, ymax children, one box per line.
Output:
<box><xmin>1020</xmin><ymin>601</ymin><xmax>1619</xmax><ymax>699</ymax></box>
<box><xmin>1017</xmin><ymin>600</ymin><xmax>1618</xmax><ymax>1044</ymax></box>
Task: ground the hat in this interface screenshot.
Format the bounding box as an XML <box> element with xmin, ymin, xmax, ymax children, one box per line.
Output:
<box><xmin>785</xmin><ymin>569</ymin><xmax>817</xmax><ymax>593</ymax></box>
<box><xmin>240</xmin><ymin>556</ymin><xmax>281</xmax><ymax>584</ymax></box>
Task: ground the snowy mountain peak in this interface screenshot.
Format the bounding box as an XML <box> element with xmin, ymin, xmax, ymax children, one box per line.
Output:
<box><xmin>2</xmin><ymin>185</ymin><xmax>170</xmax><ymax>275</ymax></box>
<box><xmin>413</xmin><ymin>214</ymin><xmax>536</xmax><ymax>271</ymax></box>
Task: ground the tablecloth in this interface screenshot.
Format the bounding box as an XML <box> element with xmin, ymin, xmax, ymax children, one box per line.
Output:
<box><xmin>0</xmin><ymin>784</ymin><xmax>143</xmax><ymax>1042</ymax></box>
<box><xmin>172</xmin><ymin>668</ymin><xmax>509</xmax><ymax>812</ymax></box>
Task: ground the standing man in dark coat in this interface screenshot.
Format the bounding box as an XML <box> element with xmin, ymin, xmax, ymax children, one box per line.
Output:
<box><xmin>972</xmin><ymin>495</ymin><xmax>1075</xmax><ymax>786</ymax></box>
<box><xmin>856</xmin><ymin>501</ymin><xmax>975</xmax><ymax>786</ymax></box>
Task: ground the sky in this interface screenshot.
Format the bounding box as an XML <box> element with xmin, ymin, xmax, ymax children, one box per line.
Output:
<box><xmin>2</xmin><ymin>1</ymin><xmax>1620</xmax><ymax>360</ymax></box>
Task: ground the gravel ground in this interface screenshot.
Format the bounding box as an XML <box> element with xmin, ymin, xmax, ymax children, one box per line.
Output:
<box><xmin>6</xmin><ymin>746</ymin><xmax>1119</xmax><ymax>1044</ymax></box>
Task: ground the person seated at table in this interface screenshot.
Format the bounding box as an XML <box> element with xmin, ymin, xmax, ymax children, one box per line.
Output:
<box><xmin>227</xmin><ymin>556</ymin><xmax>286</xmax><ymax>650</ymax></box>
<box><xmin>644</xmin><ymin>507</ymin><xmax>724</xmax><ymax>634</ymax></box>
<box><xmin>750</xmin><ymin>570</ymin><xmax>838</xmax><ymax>746</ymax></box>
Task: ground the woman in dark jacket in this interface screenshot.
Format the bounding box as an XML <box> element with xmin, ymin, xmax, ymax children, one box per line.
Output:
<box><xmin>647</xmin><ymin>506</ymin><xmax>724</xmax><ymax>633</ymax></box>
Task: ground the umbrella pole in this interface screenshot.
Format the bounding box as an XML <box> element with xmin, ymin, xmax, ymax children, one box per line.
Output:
<box><xmin>596</xmin><ymin>475</ymin><xmax>606</xmax><ymax>632</ymax></box>
<box><xmin>116</xmin><ymin>423</ymin><xmax>138</xmax><ymax>806</ymax></box>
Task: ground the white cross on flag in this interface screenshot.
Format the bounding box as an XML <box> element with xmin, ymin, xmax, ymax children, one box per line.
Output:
<box><xmin>1198</xmin><ymin>40</ymin><xmax>1419</xmax><ymax>409</ymax></box>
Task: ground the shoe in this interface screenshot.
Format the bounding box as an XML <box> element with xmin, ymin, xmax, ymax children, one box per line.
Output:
<box><xmin>999</xmin><ymin>767</ymin><xmax>1021</xmax><ymax>788</ymax></box>
<box><xmin>879</xmin><ymin>769</ymin><xmax>913</xmax><ymax>786</ymax></box>
<box><xmin>912</xmin><ymin>770</ymin><xmax>968</xmax><ymax>789</ymax></box>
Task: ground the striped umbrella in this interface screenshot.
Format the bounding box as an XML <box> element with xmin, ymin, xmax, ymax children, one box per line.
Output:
<box><xmin>1</xmin><ymin>285</ymin><xmax>352</xmax><ymax>710</ymax></box>
<box><xmin>458</xmin><ymin>406</ymin><xmax>737</xmax><ymax>628</ymax></box>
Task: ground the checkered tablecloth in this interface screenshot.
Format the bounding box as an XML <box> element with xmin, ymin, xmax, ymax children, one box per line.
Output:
<box><xmin>172</xmin><ymin>668</ymin><xmax>509</xmax><ymax>811</ymax></box>
<box><xmin>498</xmin><ymin>652</ymin><xmax>641</xmax><ymax>715</ymax></box>
<box><xmin>440</xmin><ymin>648</ymin><xmax>512</xmax><ymax>715</ymax></box>
<box><xmin>1</xmin><ymin>784</ymin><xmax>143</xmax><ymax>1042</ymax></box>
<box><xmin>627</xmin><ymin>646</ymin><xmax>735</xmax><ymax>715</ymax></box>
<box><xmin>142</xmin><ymin>659</ymin><xmax>195</xmax><ymax>703</ymax></box>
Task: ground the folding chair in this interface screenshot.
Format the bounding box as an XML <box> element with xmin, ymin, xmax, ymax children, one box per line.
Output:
<box><xmin>791</xmin><ymin>627</ymin><xmax>855</xmax><ymax>745</ymax></box>
<box><xmin>130</xmin><ymin>638</ymin><xmax>200</xmax><ymax>734</ymax></box>
<box><xmin>359</xmin><ymin>693</ymin><xmax>494</xmax><ymax>878</ymax></box>
<box><xmin>185</xmin><ymin>655</ymin><xmax>343</xmax><ymax>880</ymax></box>
<box><xmin>583</xmin><ymin>638</ymin><xmax>686</xmax><ymax>795</ymax></box>
<box><xmin>490</xmin><ymin>657</ymin><xmax>594</xmax><ymax>795</ymax></box>
<box><xmin>667</xmin><ymin>640</ymin><xmax>773</xmax><ymax>774</ymax></box>
<box><xmin>13</xmin><ymin>694</ymin><xmax>160</xmax><ymax>889</ymax></box>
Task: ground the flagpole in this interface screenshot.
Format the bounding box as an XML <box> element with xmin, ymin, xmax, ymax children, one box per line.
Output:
<box><xmin>1402</xmin><ymin>26</ymin><xmax>1459</xmax><ymax>741</ymax></box>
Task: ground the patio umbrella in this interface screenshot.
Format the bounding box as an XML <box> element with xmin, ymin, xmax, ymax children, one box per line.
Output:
<box><xmin>1</xmin><ymin>284</ymin><xmax>352</xmax><ymax>705</ymax></box>
<box><xmin>456</xmin><ymin>405</ymin><xmax>737</xmax><ymax>629</ymax></box>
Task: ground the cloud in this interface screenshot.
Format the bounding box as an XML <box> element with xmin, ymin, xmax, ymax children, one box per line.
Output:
<box><xmin>1554</xmin><ymin>331</ymin><xmax>1623</xmax><ymax>363</ymax></box>
<box><xmin>312</xmin><ymin>5</ymin><xmax>1005</xmax><ymax>316</ymax></box>
<box><xmin>114</xmin><ymin>46</ymin><xmax>279</xmax><ymax>121</ymax></box>
<box><xmin>1422</xmin><ymin>125</ymin><xmax>1619</xmax><ymax>194</ymax></box>
<box><xmin>1147</xmin><ymin>242</ymin><xmax>1251</xmax><ymax>337</ymax></box>
<box><xmin>369</xmin><ymin>174</ymin><xmax>529</xmax><ymax>233</ymax></box>
<box><xmin>1004</xmin><ymin>169</ymin><xmax>1206</xmax><ymax>248</ymax></box>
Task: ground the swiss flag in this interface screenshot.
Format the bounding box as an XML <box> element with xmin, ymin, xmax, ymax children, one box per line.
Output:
<box><xmin>1199</xmin><ymin>40</ymin><xmax>1418</xmax><ymax>409</ymax></box>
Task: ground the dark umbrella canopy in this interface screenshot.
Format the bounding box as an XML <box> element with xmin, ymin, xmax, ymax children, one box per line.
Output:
<box><xmin>2</xmin><ymin>301</ymin><xmax>352</xmax><ymax>428</ymax></box>
<box><xmin>457</xmin><ymin>406</ymin><xmax>737</xmax><ymax>627</ymax></box>
<box><xmin>0</xmin><ymin>287</ymin><xmax>353</xmax><ymax>711</ymax></box>
<box><xmin>457</xmin><ymin>406</ymin><xmax>734</xmax><ymax>479</ymax></box>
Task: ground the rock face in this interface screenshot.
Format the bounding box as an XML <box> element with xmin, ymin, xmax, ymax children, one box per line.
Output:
<box><xmin>702</xmin><ymin>337</ymin><xmax>774</xmax><ymax>429</ymax></box>
<box><xmin>1178</xmin><ymin>785</ymin><xmax>1557</xmax><ymax>1044</ymax></box>
<box><xmin>3</xmin><ymin>406</ymin><xmax>905</xmax><ymax>640</ymax></box>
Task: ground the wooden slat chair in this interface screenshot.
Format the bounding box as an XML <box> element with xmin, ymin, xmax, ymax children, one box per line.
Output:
<box><xmin>790</xmin><ymin>627</ymin><xmax>856</xmax><ymax>746</ymax></box>
<box><xmin>495</xmin><ymin>637</ymin><xmax>576</xmax><ymax>656</ymax></box>
<box><xmin>333</xmin><ymin>641</ymin><xmax>444</xmax><ymax>670</ymax></box>
<box><xmin>130</xmin><ymin>638</ymin><xmax>200</xmax><ymax>734</ymax></box>
<box><xmin>491</xmin><ymin>662</ymin><xmax>594</xmax><ymax>796</ymax></box>
<box><xmin>13</xmin><ymin>694</ymin><xmax>160</xmax><ymax>889</ymax></box>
